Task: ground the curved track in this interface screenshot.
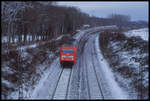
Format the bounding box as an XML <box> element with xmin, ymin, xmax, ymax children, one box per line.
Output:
<box><xmin>30</xmin><ymin>26</ymin><xmax>128</xmax><ymax>99</ymax></box>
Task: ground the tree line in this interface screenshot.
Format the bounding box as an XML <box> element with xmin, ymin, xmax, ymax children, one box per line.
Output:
<box><xmin>2</xmin><ymin>1</ymin><xmax>148</xmax><ymax>43</ymax></box>
<box><xmin>2</xmin><ymin>1</ymin><xmax>89</xmax><ymax>43</ymax></box>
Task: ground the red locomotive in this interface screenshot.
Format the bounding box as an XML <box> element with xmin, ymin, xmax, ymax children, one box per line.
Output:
<box><xmin>60</xmin><ymin>46</ymin><xmax>77</xmax><ymax>67</ymax></box>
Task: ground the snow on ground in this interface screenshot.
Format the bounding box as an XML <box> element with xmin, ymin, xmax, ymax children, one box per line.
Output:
<box><xmin>29</xmin><ymin>58</ymin><xmax>60</xmax><ymax>99</ymax></box>
<box><xmin>124</xmin><ymin>28</ymin><xmax>149</xmax><ymax>41</ymax></box>
<box><xmin>53</xmin><ymin>68</ymin><xmax>71</xmax><ymax>99</ymax></box>
<box><xmin>16</xmin><ymin>34</ymin><xmax>66</xmax><ymax>51</ymax></box>
<box><xmin>2</xmin><ymin>35</ymin><xmax>51</xmax><ymax>43</ymax></box>
<box><xmin>2</xmin><ymin>33</ymin><xmax>67</xmax><ymax>99</ymax></box>
<box><xmin>95</xmin><ymin>34</ymin><xmax>129</xmax><ymax>99</ymax></box>
<box><xmin>73</xmin><ymin>29</ymin><xmax>85</xmax><ymax>40</ymax></box>
<box><xmin>7</xmin><ymin>53</ymin><xmax>57</xmax><ymax>99</ymax></box>
<box><xmin>2</xmin><ymin>78</ymin><xmax>14</xmax><ymax>89</ymax></box>
<box><xmin>72</xmin><ymin>26</ymin><xmax>111</xmax><ymax>42</ymax></box>
<box><xmin>2</xmin><ymin>36</ymin><xmax>8</xmax><ymax>43</ymax></box>
<box><xmin>4</xmin><ymin>33</ymin><xmax>73</xmax><ymax>99</ymax></box>
<box><xmin>109</xmin><ymin>40</ymin><xmax>148</xmax><ymax>99</ymax></box>
<box><xmin>110</xmin><ymin>41</ymin><xmax>144</xmax><ymax>71</ymax></box>
<box><xmin>17</xmin><ymin>43</ymin><xmax>38</xmax><ymax>50</ymax></box>
<box><xmin>2</xmin><ymin>66</ymin><xmax>14</xmax><ymax>75</ymax></box>
<box><xmin>56</xmin><ymin>35</ymin><xmax>64</xmax><ymax>40</ymax></box>
<box><xmin>99</xmin><ymin>28</ymin><xmax>149</xmax><ymax>99</ymax></box>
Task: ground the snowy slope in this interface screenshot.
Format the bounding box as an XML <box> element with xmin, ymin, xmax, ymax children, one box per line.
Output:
<box><xmin>95</xmin><ymin>34</ymin><xmax>129</xmax><ymax>99</ymax></box>
<box><xmin>99</xmin><ymin>28</ymin><xmax>149</xmax><ymax>99</ymax></box>
<box><xmin>1</xmin><ymin>33</ymin><xmax>67</xmax><ymax>99</ymax></box>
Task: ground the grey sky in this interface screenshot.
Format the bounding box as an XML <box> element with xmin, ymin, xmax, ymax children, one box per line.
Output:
<box><xmin>57</xmin><ymin>2</ymin><xmax>148</xmax><ymax>21</ymax></box>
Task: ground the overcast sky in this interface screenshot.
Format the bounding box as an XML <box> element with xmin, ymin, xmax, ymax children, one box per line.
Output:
<box><xmin>57</xmin><ymin>2</ymin><xmax>148</xmax><ymax>22</ymax></box>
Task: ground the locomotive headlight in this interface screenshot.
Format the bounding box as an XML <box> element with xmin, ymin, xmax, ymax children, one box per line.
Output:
<box><xmin>62</xmin><ymin>55</ymin><xmax>67</xmax><ymax>58</ymax></box>
<box><xmin>67</xmin><ymin>56</ymin><xmax>74</xmax><ymax>58</ymax></box>
<box><xmin>62</xmin><ymin>55</ymin><xmax>73</xmax><ymax>58</ymax></box>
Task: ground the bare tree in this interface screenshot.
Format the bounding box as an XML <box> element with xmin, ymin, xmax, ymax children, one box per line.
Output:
<box><xmin>108</xmin><ymin>14</ymin><xmax>131</xmax><ymax>29</ymax></box>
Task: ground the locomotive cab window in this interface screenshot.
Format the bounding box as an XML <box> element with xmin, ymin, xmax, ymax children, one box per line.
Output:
<box><xmin>62</xmin><ymin>49</ymin><xmax>74</xmax><ymax>53</ymax></box>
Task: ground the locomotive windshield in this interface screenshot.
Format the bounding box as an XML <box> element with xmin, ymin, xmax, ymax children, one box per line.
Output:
<box><xmin>62</xmin><ymin>49</ymin><xmax>74</xmax><ymax>53</ymax></box>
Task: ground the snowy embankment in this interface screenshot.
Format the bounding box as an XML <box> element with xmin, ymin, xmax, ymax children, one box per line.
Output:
<box><xmin>99</xmin><ymin>28</ymin><xmax>149</xmax><ymax>99</ymax></box>
<box><xmin>1</xmin><ymin>34</ymin><xmax>69</xmax><ymax>99</ymax></box>
<box><xmin>95</xmin><ymin>34</ymin><xmax>129</xmax><ymax>99</ymax></box>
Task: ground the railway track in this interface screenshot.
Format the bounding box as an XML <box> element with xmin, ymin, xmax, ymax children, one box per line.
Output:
<box><xmin>78</xmin><ymin>53</ymin><xmax>90</xmax><ymax>99</ymax></box>
<box><xmin>66</xmin><ymin>55</ymin><xmax>81</xmax><ymax>99</ymax></box>
<box><xmin>83</xmin><ymin>35</ymin><xmax>104</xmax><ymax>99</ymax></box>
<box><xmin>52</xmin><ymin>66</ymin><xmax>73</xmax><ymax>99</ymax></box>
<box><xmin>90</xmin><ymin>35</ymin><xmax>104</xmax><ymax>99</ymax></box>
<box><xmin>82</xmin><ymin>51</ymin><xmax>91</xmax><ymax>99</ymax></box>
<box><xmin>91</xmin><ymin>34</ymin><xmax>114</xmax><ymax>99</ymax></box>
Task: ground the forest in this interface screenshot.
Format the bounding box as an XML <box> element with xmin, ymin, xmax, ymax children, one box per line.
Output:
<box><xmin>2</xmin><ymin>1</ymin><xmax>148</xmax><ymax>44</ymax></box>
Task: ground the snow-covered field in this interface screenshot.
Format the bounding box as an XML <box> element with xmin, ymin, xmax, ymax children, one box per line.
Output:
<box><xmin>124</xmin><ymin>28</ymin><xmax>149</xmax><ymax>41</ymax></box>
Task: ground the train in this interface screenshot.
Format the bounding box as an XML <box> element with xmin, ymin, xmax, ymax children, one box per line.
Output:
<box><xmin>59</xmin><ymin>46</ymin><xmax>77</xmax><ymax>67</ymax></box>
